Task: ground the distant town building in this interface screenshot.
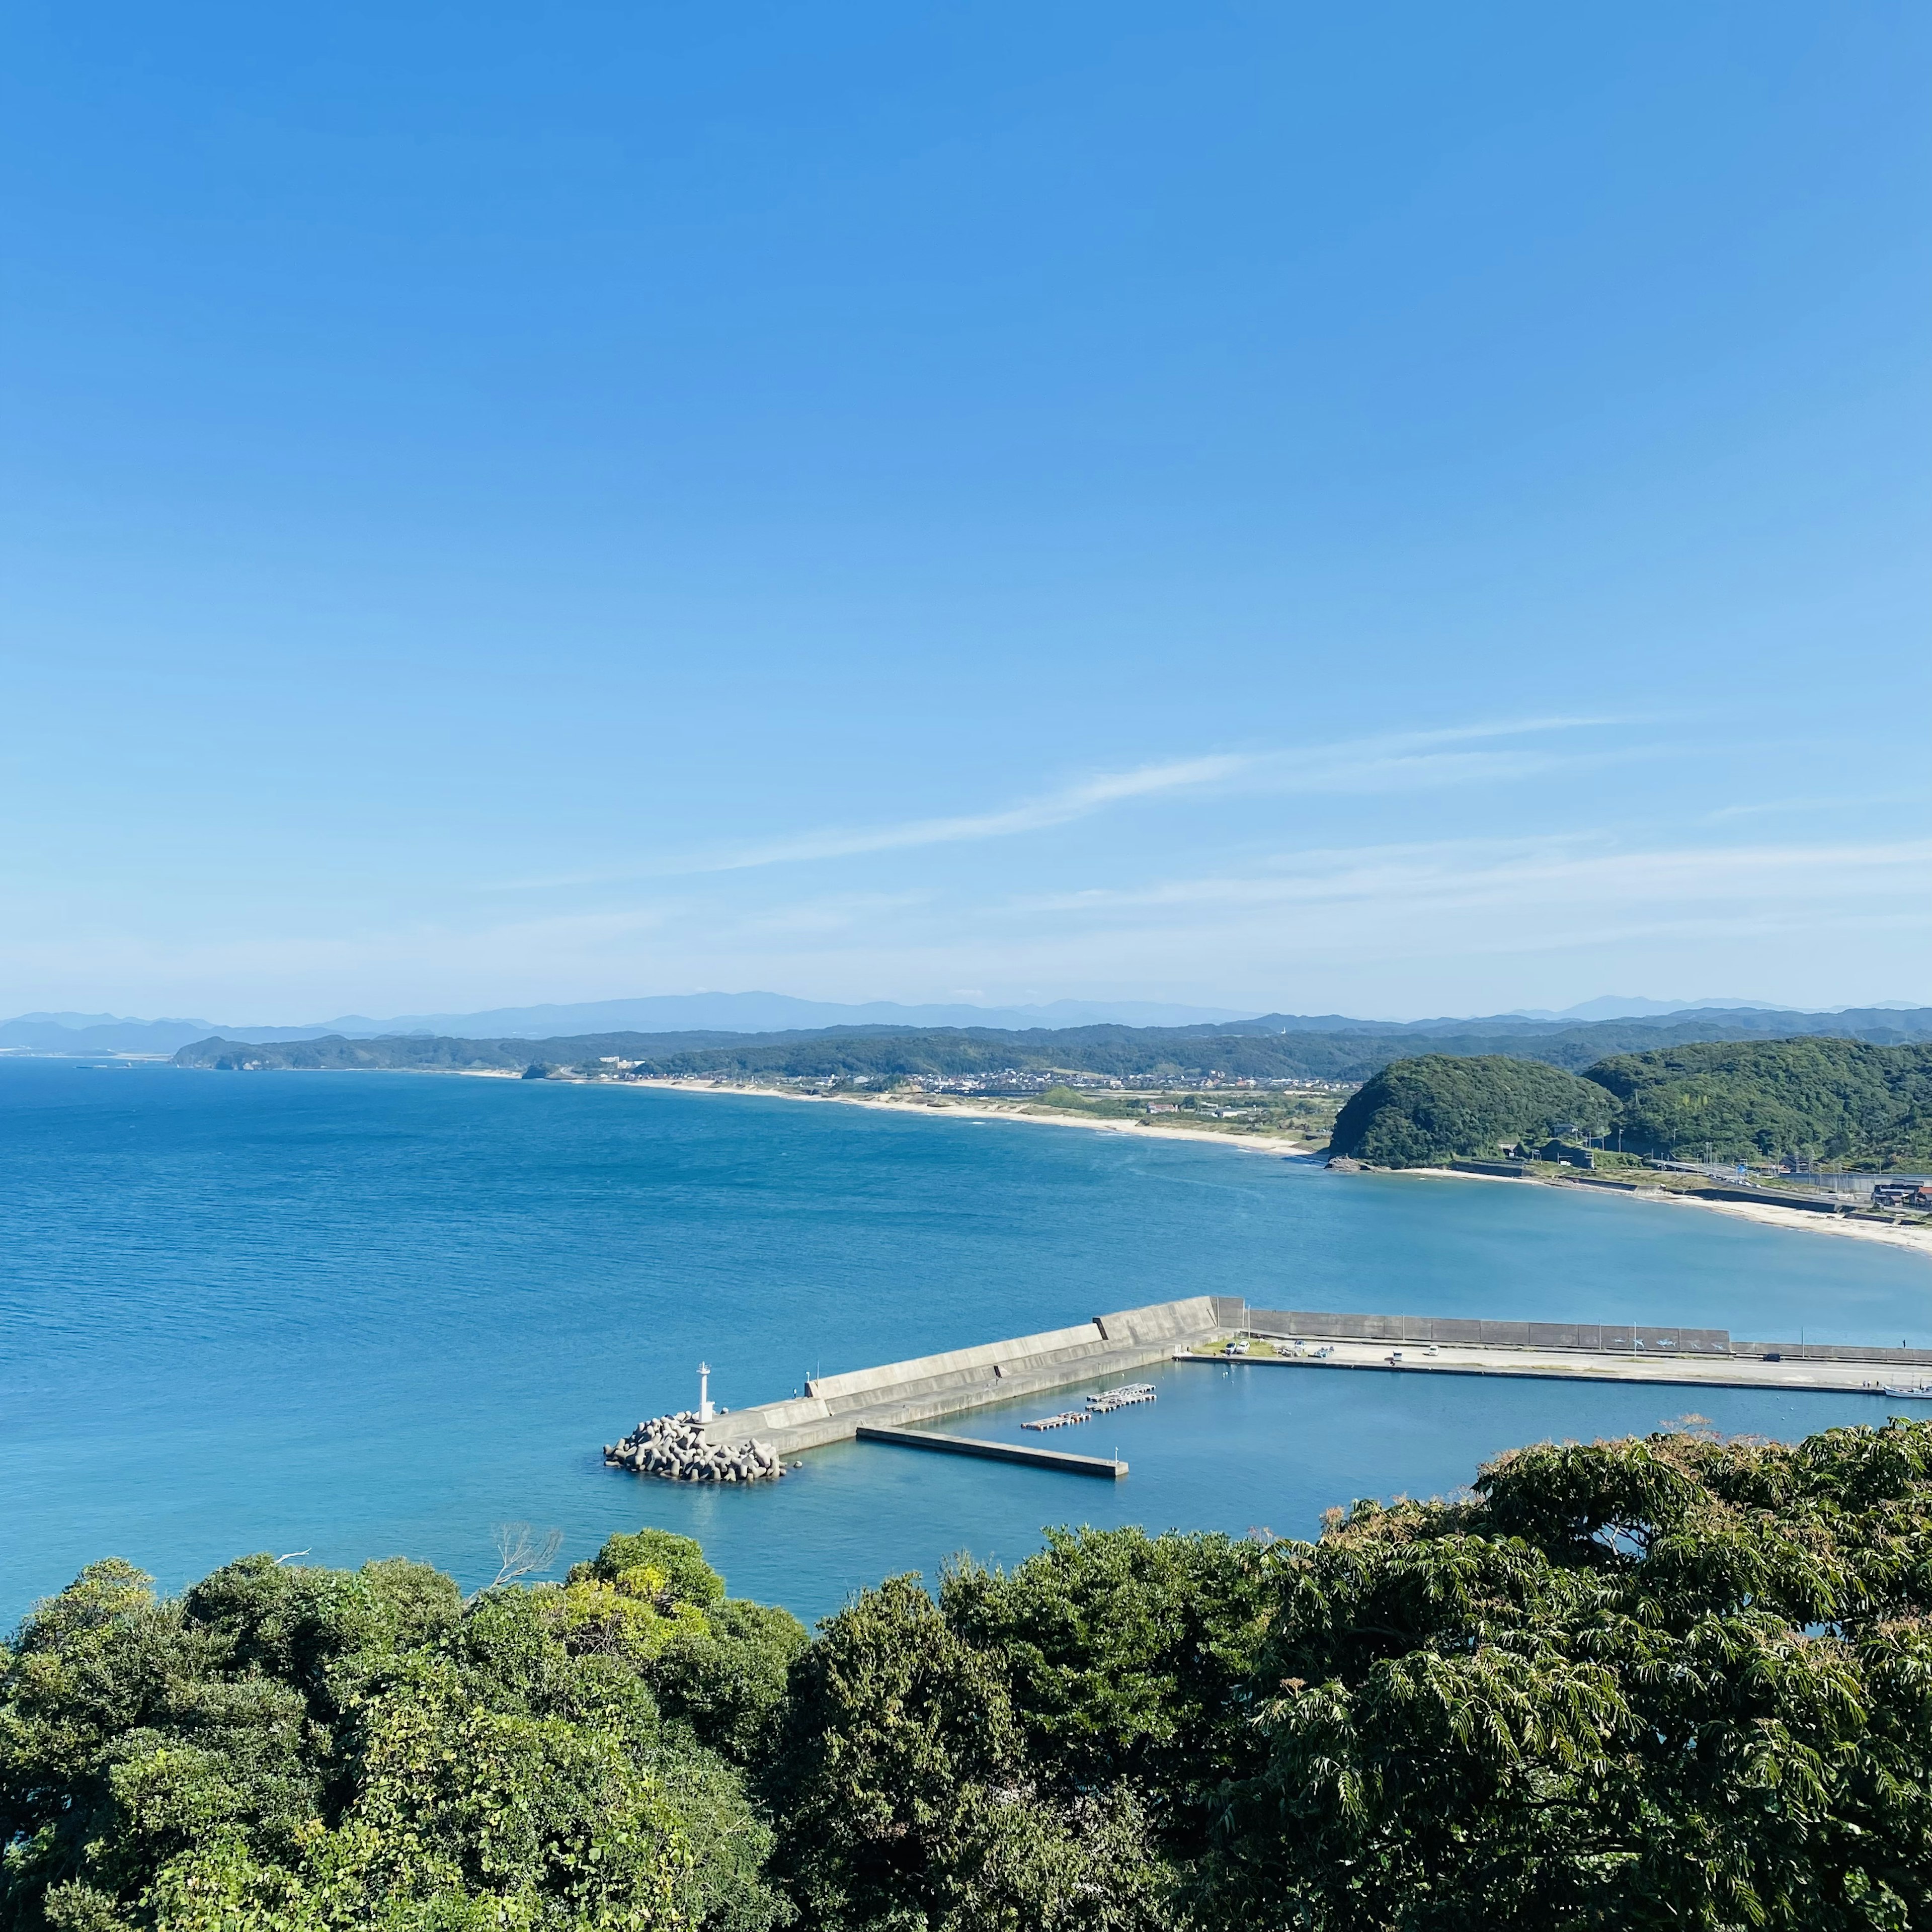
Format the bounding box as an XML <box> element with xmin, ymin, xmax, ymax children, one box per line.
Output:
<box><xmin>1541</xmin><ymin>1139</ymin><xmax>1595</xmax><ymax>1169</ymax></box>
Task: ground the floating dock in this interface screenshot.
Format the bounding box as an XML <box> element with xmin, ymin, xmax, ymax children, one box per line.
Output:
<box><xmin>1086</xmin><ymin>1382</ymin><xmax>1157</xmax><ymax>1413</ymax></box>
<box><xmin>857</xmin><ymin>1424</ymin><xmax>1127</xmax><ymax>1477</ymax></box>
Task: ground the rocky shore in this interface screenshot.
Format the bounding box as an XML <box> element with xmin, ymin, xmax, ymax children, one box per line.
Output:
<box><xmin>603</xmin><ymin>1411</ymin><xmax>787</xmax><ymax>1482</ymax></box>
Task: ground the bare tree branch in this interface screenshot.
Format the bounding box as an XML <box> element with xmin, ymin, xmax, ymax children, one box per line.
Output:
<box><xmin>485</xmin><ymin>1521</ymin><xmax>564</xmax><ymax>1591</ymax></box>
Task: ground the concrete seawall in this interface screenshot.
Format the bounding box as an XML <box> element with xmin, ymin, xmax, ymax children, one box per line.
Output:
<box><xmin>700</xmin><ymin>1295</ymin><xmax>1226</xmax><ymax>1457</ymax></box>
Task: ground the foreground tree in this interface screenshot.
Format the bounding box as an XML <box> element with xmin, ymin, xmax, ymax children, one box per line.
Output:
<box><xmin>1203</xmin><ymin>1421</ymin><xmax>1932</xmax><ymax>1929</ymax></box>
<box><xmin>0</xmin><ymin>1532</ymin><xmax>801</xmax><ymax>1932</ymax></box>
<box><xmin>766</xmin><ymin>1528</ymin><xmax>1267</xmax><ymax>1930</ymax></box>
<box><xmin>766</xmin><ymin>1571</ymin><xmax>1172</xmax><ymax>1932</ymax></box>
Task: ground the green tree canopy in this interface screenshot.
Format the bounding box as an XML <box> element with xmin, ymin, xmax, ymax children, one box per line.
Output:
<box><xmin>1204</xmin><ymin>1420</ymin><xmax>1932</xmax><ymax>1929</ymax></box>
<box><xmin>0</xmin><ymin>1533</ymin><xmax>793</xmax><ymax>1932</ymax></box>
<box><xmin>16</xmin><ymin>1430</ymin><xmax>1932</xmax><ymax>1930</ymax></box>
<box><xmin>1585</xmin><ymin>1036</ymin><xmax>1932</xmax><ymax>1166</ymax></box>
<box><xmin>1328</xmin><ymin>1055</ymin><xmax>1618</xmax><ymax>1165</ymax></box>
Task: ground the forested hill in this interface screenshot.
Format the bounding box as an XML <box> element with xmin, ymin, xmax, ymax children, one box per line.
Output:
<box><xmin>172</xmin><ymin>1006</ymin><xmax>1932</xmax><ymax>1084</ymax></box>
<box><xmin>1331</xmin><ymin>1038</ymin><xmax>1932</xmax><ymax>1167</ymax></box>
<box><xmin>1586</xmin><ymin>1037</ymin><xmax>1932</xmax><ymax>1166</ymax></box>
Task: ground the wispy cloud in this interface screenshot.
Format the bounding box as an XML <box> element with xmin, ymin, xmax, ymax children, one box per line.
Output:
<box><xmin>489</xmin><ymin>717</ymin><xmax>1623</xmax><ymax>891</ymax></box>
<box><xmin>726</xmin><ymin>832</ymin><xmax>1930</xmax><ymax>1000</ymax></box>
<box><xmin>1016</xmin><ymin>834</ymin><xmax>1932</xmax><ymax>921</ymax></box>
<box><xmin>685</xmin><ymin>719</ymin><xmax>1631</xmax><ymax>874</ymax></box>
<box><xmin>688</xmin><ymin>753</ymin><xmax>1257</xmax><ymax>872</ymax></box>
<box><xmin>32</xmin><ymin>828</ymin><xmax>1924</xmax><ymax>1019</ymax></box>
<box><xmin>1705</xmin><ymin>791</ymin><xmax>1924</xmax><ymax>822</ymax></box>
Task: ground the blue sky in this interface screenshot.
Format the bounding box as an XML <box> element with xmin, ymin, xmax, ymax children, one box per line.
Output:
<box><xmin>2</xmin><ymin>3</ymin><xmax>1927</xmax><ymax>1022</ymax></box>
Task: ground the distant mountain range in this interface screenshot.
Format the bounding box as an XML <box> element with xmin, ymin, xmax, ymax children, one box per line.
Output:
<box><xmin>0</xmin><ymin>994</ymin><xmax>1258</xmax><ymax>1055</ymax></box>
<box><xmin>6</xmin><ymin>993</ymin><xmax>1930</xmax><ymax>1059</ymax></box>
<box><xmin>1232</xmin><ymin>1005</ymin><xmax>1932</xmax><ymax>1041</ymax></box>
<box><xmin>1509</xmin><ymin>996</ymin><xmax>1789</xmax><ymax>1020</ymax></box>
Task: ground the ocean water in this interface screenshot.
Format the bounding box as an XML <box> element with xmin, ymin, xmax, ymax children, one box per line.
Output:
<box><xmin>5</xmin><ymin>1057</ymin><xmax>1930</xmax><ymax>1627</ymax></box>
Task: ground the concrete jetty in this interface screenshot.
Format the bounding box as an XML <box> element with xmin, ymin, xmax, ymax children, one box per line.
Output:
<box><xmin>857</xmin><ymin>1424</ymin><xmax>1128</xmax><ymax>1477</ymax></box>
<box><xmin>694</xmin><ymin>1296</ymin><xmax>1227</xmax><ymax>1458</ymax></box>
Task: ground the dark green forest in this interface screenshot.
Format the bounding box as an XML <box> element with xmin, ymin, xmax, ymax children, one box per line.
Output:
<box><xmin>1330</xmin><ymin>1038</ymin><xmax>1932</xmax><ymax>1168</ymax></box>
<box><xmin>11</xmin><ymin>1422</ymin><xmax>1932</xmax><ymax>1930</ymax></box>
<box><xmin>1587</xmin><ymin>1038</ymin><xmax>1932</xmax><ymax>1167</ymax></box>
<box><xmin>1326</xmin><ymin>1056</ymin><xmax>1617</xmax><ymax>1166</ymax></box>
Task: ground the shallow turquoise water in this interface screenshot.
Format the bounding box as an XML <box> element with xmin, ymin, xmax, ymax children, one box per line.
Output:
<box><xmin>4</xmin><ymin>1058</ymin><xmax>1929</xmax><ymax>1626</ymax></box>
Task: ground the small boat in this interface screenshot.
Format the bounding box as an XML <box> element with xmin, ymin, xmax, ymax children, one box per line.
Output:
<box><xmin>1881</xmin><ymin>1385</ymin><xmax>1932</xmax><ymax>1400</ymax></box>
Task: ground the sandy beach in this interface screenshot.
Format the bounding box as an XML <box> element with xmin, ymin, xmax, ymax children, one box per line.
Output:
<box><xmin>623</xmin><ymin>1076</ymin><xmax>1315</xmax><ymax>1156</ymax></box>
<box><xmin>1395</xmin><ymin>1161</ymin><xmax>1932</xmax><ymax>1260</ymax></box>
<box><xmin>1642</xmin><ymin>1189</ymin><xmax>1932</xmax><ymax>1259</ymax></box>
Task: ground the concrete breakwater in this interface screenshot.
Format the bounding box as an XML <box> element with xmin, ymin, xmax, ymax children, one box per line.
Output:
<box><xmin>604</xmin><ymin>1292</ymin><xmax>1932</xmax><ymax>1490</ymax></box>
<box><xmin>608</xmin><ymin>1295</ymin><xmax>1932</xmax><ymax>1485</ymax></box>
<box><xmin>605</xmin><ymin>1412</ymin><xmax>786</xmax><ymax>1483</ymax></box>
<box><xmin>693</xmin><ymin>1296</ymin><xmax>1231</xmax><ymax>1459</ymax></box>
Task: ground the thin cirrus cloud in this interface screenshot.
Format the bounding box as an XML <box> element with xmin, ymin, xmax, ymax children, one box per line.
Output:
<box><xmin>1013</xmin><ymin>834</ymin><xmax>1932</xmax><ymax>923</ymax></box>
<box><xmin>1704</xmin><ymin>791</ymin><xmax>1925</xmax><ymax>822</ymax></box>
<box><xmin>678</xmin><ymin>719</ymin><xmax>1622</xmax><ymax>876</ymax></box>
<box><xmin>671</xmin><ymin>752</ymin><xmax>1255</xmax><ymax>874</ymax></box>
<box><xmin>488</xmin><ymin>718</ymin><xmax>1622</xmax><ymax>892</ymax></box>
<box><xmin>467</xmin><ymin>834</ymin><xmax>1932</xmax><ymax>1002</ymax></box>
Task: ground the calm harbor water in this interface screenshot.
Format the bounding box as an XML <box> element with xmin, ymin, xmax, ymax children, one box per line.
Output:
<box><xmin>5</xmin><ymin>1057</ymin><xmax>1930</xmax><ymax>1627</ymax></box>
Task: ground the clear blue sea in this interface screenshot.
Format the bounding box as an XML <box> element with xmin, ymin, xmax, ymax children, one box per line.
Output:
<box><xmin>5</xmin><ymin>1057</ymin><xmax>1931</xmax><ymax>1628</ymax></box>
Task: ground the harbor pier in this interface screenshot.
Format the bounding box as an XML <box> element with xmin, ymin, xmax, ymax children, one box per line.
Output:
<box><xmin>609</xmin><ymin>1298</ymin><xmax>1932</xmax><ymax>1486</ymax></box>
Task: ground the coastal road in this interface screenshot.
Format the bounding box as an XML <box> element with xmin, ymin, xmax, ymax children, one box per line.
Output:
<box><xmin>1178</xmin><ymin>1341</ymin><xmax>1931</xmax><ymax>1397</ymax></box>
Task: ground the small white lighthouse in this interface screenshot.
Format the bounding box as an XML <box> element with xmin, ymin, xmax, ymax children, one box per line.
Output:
<box><xmin>697</xmin><ymin>1361</ymin><xmax>714</xmax><ymax>1424</ymax></box>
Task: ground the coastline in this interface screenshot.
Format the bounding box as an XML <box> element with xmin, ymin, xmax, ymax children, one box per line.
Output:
<box><xmin>1392</xmin><ymin>1161</ymin><xmax>1932</xmax><ymax>1260</ymax></box>
<box><xmin>1646</xmin><ymin>1189</ymin><xmax>1932</xmax><ymax>1259</ymax></box>
<box><xmin>616</xmin><ymin>1084</ymin><xmax>1932</xmax><ymax>1256</ymax></box>
<box><xmin>196</xmin><ymin>1062</ymin><xmax>1931</xmax><ymax>1260</ymax></box>
<box><xmin>620</xmin><ymin>1075</ymin><xmax>1315</xmax><ymax>1156</ymax></box>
